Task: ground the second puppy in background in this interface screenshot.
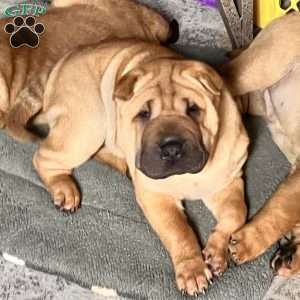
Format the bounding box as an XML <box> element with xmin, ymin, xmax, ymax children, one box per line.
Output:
<box><xmin>221</xmin><ymin>11</ymin><xmax>300</xmax><ymax>277</ymax></box>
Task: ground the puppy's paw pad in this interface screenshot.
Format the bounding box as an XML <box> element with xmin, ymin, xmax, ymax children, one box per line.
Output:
<box><xmin>4</xmin><ymin>16</ymin><xmax>44</xmax><ymax>48</ymax></box>
<box><xmin>175</xmin><ymin>256</ymin><xmax>212</xmax><ymax>296</ymax></box>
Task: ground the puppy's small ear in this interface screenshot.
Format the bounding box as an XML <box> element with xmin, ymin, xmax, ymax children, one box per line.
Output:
<box><xmin>115</xmin><ymin>70</ymin><xmax>144</xmax><ymax>101</ymax></box>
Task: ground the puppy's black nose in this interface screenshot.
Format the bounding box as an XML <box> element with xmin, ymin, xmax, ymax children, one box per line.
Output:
<box><xmin>160</xmin><ymin>136</ymin><xmax>184</xmax><ymax>161</ymax></box>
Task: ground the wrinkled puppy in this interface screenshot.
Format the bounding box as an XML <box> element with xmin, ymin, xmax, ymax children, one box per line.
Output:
<box><xmin>0</xmin><ymin>0</ymin><xmax>174</xmax><ymax>142</ymax></box>
<box><xmin>221</xmin><ymin>12</ymin><xmax>300</xmax><ymax>277</ymax></box>
<box><xmin>30</xmin><ymin>39</ymin><xmax>249</xmax><ymax>295</ymax></box>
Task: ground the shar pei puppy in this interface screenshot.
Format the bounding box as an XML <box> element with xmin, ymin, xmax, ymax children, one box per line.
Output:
<box><xmin>14</xmin><ymin>39</ymin><xmax>249</xmax><ymax>295</ymax></box>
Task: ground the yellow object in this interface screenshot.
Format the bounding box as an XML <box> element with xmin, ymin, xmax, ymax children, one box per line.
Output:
<box><xmin>255</xmin><ymin>0</ymin><xmax>300</xmax><ymax>28</ymax></box>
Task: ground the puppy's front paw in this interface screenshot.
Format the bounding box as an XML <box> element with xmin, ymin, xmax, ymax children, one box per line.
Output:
<box><xmin>271</xmin><ymin>240</ymin><xmax>300</xmax><ymax>277</ymax></box>
<box><xmin>203</xmin><ymin>232</ymin><xmax>229</xmax><ymax>276</ymax></box>
<box><xmin>49</xmin><ymin>175</ymin><xmax>81</xmax><ymax>212</ymax></box>
<box><xmin>229</xmin><ymin>224</ymin><xmax>268</xmax><ymax>264</ymax></box>
<box><xmin>175</xmin><ymin>255</ymin><xmax>212</xmax><ymax>296</ymax></box>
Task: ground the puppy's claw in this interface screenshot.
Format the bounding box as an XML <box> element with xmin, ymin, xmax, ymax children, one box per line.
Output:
<box><xmin>271</xmin><ymin>255</ymin><xmax>283</xmax><ymax>273</ymax></box>
<box><xmin>205</xmin><ymin>253</ymin><xmax>212</xmax><ymax>261</ymax></box>
<box><xmin>231</xmin><ymin>252</ymin><xmax>239</xmax><ymax>264</ymax></box>
<box><xmin>230</xmin><ymin>239</ymin><xmax>238</xmax><ymax>245</ymax></box>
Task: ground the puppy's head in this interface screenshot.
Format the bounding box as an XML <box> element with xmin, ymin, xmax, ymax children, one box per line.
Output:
<box><xmin>115</xmin><ymin>59</ymin><xmax>222</xmax><ymax>179</ymax></box>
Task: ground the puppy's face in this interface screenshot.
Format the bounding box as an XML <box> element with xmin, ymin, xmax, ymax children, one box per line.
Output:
<box><xmin>115</xmin><ymin>60</ymin><xmax>222</xmax><ymax>179</ymax></box>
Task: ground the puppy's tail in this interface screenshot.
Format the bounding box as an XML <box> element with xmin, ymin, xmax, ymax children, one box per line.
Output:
<box><xmin>6</xmin><ymin>96</ymin><xmax>43</xmax><ymax>144</ymax></box>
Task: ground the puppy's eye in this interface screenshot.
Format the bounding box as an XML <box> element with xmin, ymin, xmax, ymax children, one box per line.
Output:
<box><xmin>136</xmin><ymin>109</ymin><xmax>151</xmax><ymax>120</ymax></box>
<box><xmin>186</xmin><ymin>103</ymin><xmax>200</xmax><ymax>116</ymax></box>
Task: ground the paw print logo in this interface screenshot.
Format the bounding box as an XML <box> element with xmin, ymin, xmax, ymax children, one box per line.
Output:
<box><xmin>4</xmin><ymin>16</ymin><xmax>45</xmax><ymax>48</ymax></box>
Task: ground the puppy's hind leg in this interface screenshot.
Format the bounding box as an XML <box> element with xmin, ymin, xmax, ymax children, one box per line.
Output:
<box><xmin>220</xmin><ymin>14</ymin><xmax>300</xmax><ymax>96</ymax></box>
<box><xmin>33</xmin><ymin>114</ymin><xmax>104</xmax><ymax>212</ymax></box>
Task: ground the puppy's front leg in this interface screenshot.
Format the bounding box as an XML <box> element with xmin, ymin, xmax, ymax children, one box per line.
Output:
<box><xmin>136</xmin><ymin>187</ymin><xmax>212</xmax><ymax>296</ymax></box>
<box><xmin>33</xmin><ymin>114</ymin><xmax>103</xmax><ymax>212</ymax></box>
<box><xmin>229</xmin><ymin>168</ymin><xmax>300</xmax><ymax>265</ymax></box>
<box><xmin>203</xmin><ymin>178</ymin><xmax>247</xmax><ymax>275</ymax></box>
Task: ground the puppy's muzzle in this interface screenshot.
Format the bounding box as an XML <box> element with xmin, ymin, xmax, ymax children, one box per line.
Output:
<box><xmin>139</xmin><ymin>133</ymin><xmax>208</xmax><ymax>179</ymax></box>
